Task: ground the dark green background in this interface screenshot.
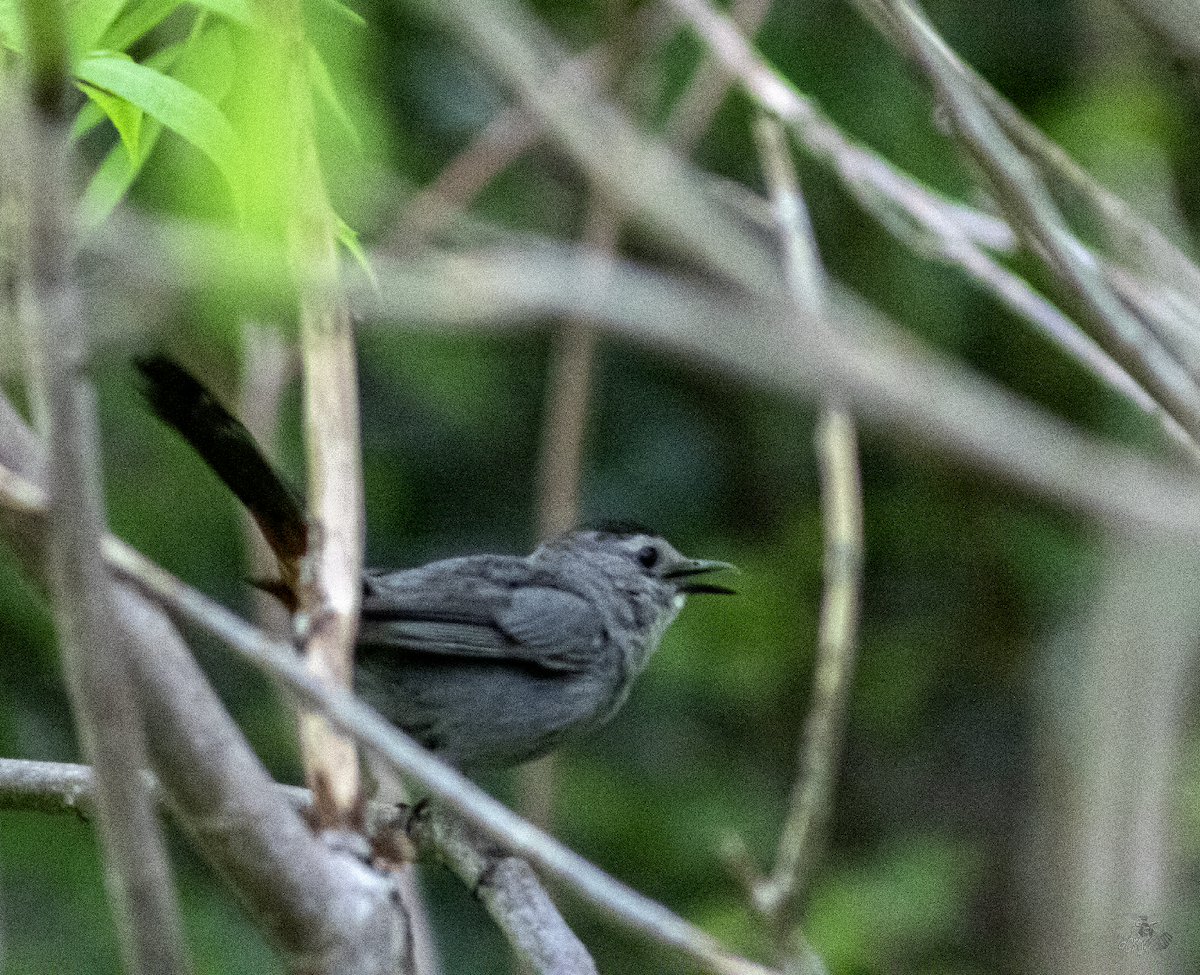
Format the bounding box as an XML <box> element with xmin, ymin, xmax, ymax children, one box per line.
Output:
<box><xmin>2</xmin><ymin>0</ymin><xmax>1196</xmax><ymax>971</ymax></box>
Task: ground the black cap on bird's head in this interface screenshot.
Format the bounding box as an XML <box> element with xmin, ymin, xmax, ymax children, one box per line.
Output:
<box><xmin>538</xmin><ymin>523</ymin><xmax>737</xmax><ymax>596</ymax></box>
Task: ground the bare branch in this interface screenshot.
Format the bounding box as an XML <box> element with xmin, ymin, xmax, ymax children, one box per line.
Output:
<box><xmin>95</xmin><ymin>533</ymin><xmax>780</xmax><ymax>975</ymax></box>
<box><xmin>351</xmin><ymin>245</ymin><xmax>1200</xmax><ymax>538</ymax></box>
<box><xmin>0</xmin><ymin>411</ymin><xmax>412</xmax><ymax>974</ymax></box>
<box><xmin>403</xmin><ymin>0</ymin><xmax>780</xmax><ymax>294</ymax></box>
<box><xmin>80</xmin><ymin>217</ymin><xmax>1200</xmax><ymax>537</ymax></box>
<box><xmin>665</xmin><ymin>0</ymin><xmax>1200</xmax><ymax>458</ymax></box>
<box><xmin>0</xmin><ymin>756</ymin><xmax>597</xmax><ymax>975</ymax></box>
<box><xmin>0</xmin><ymin>757</ymin><xmax>104</xmax><ymax>817</ymax></box>
<box><xmin>735</xmin><ymin>116</ymin><xmax>862</xmax><ymax>969</ymax></box>
<box><xmin>407</xmin><ymin>805</ymin><xmax>599</xmax><ymax>975</ymax></box>
<box><xmin>14</xmin><ymin>21</ymin><xmax>189</xmax><ymax>970</ymax></box>
<box><xmin>760</xmin><ymin>410</ymin><xmax>862</xmax><ymax>923</ymax></box>
<box><xmin>871</xmin><ymin>0</ymin><xmax>1200</xmax><ymax>444</ymax></box>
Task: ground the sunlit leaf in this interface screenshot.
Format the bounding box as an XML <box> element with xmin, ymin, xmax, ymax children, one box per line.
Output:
<box><xmin>307</xmin><ymin>43</ymin><xmax>361</xmax><ymax>153</ymax></box>
<box><xmin>76</xmin><ymin>50</ymin><xmax>237</xmax><ymax>194</ymax></box>
<box><xmin>73</xmin><ymin>40</ymin><xmax>181</xmax><ymax>142</ymax></box>
<box><xmin>305</xmin><ymin>0</ymin><xmax>365</xmax><ymax>30</ymax></box>
<box><xmin>69</xmin><ymin>0</ymin><xmax>127</xmax><ymax>53</ymax></box>
<box><xmin>76</xmin><ymin>81</ymin><xmax>143</xmax><ymax>161</ymax></box>
<box><xmin>337</xmin><ymin>217</ymin><xmax>376</xmax><ymax>289</ymax></box>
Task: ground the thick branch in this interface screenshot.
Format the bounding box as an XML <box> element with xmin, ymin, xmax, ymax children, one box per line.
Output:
<box><xmin>0</xmin><ymin>407</ymin><xmax>410</xmax><ymax>974</ymax></box>
<box><xmin>408</xmin><ymin>805</ymin><xmax>599</xmax><ymax>975</ymax></box>
<box><xmin>15</xmin><ymin>25</ymin><xmax>189</xmax><ymax>971</ymax></box>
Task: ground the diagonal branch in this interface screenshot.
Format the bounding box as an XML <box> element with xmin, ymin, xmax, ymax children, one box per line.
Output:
<box><xmin>665</xmin><ymin>0</ymin><xmax>1200</xmax><ymax>458</ymax></box>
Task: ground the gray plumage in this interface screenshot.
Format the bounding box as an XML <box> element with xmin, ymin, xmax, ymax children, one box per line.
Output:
<box><xmin>355</xmin><ymin>529</ymin><xmax>734</xmax><ymax>769</ymax></box>
<box><xmin>130</xmin><ymin>359</ymin><xmax>736</xmax><ymax>769</ymax></box>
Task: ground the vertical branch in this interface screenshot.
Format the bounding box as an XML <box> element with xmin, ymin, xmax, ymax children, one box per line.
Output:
<box><xmin>1030</xmin><ymin>536</ymin><xmax>1200</xmax><ymax>973</ymax></box>
<box><xmin>753</xmin><ymin>117</ymin><xmax>824</xmax><ymax>320</ymax></box>
<box><xmin>730</xmin><ymin>116</ymin><xmax>863</xmax><ymax>965</ymax></box>
<box><xmin>15</xmin><ymin>2</ymin><xmax>189</xmax><ymax>972</ymax></box>
<box><xmin>535</xmin><ymin>202</ymin><xmax>616</xmax><ymax>543</ymax></box>
<box><xmin>520</xmin><ymin>203</ymin><xmax>614</xmax><ymax>838</ymax></box>
<box><xmin>240</xmin><ymin>323</ymin><xmax>297</xmax><ymax>637</ymax></box>
<box><xmin>295</xmin><ymin>181</ymin><xmax>365</xmax><ymax>817</ymax></box>
<box><xmin>766</xmin><ymin>410</ymin><xmax>862</xmax><ymax>915</ymax></box>
<box><xmin>250</xmin><ymin>0</ymin><xmax>364</xmax><ymax>815</ymax></box>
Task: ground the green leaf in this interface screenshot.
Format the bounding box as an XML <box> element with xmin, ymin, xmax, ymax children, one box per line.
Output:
<box><xmin>76</xmin><ymin>50</ymin><xmax>237</xmax><ymax>188</ymax></box>
<box><xmin>80</xmin><ymin>119</ymin><xmax>163</xmax><ymax>225</ymax></box>
<box><xmin>77</xmin><ymin>82</ymin><xmax>143</xmax><ymax>160</ymax></box>
<box><xmin>305</xmin><ymin>0</ymin><xmax>365</xmax><ymax>29</ymax></box>
<box><xmin>337</xmin><ymin>217</ymin><xmax>377</xmax><ymax>290</ymax></box>
<box><xmin>79</xmin><ymin>26</ymin><xmax>239</xmax><ymax>224</ymax></box>
<box><xmin>307</xmin><ymin>43</ymin><xmax>361</xmax><ymax>153</ymax></box>
<box><xmin>72</xmin><ymin>40</ymin><xmax>182</xmax><ymax>140</ymax></box>
<box><xmin>70</xmin><ymin>0</ymin><xmax>128</xmax><ymax>53</ymax></box>
<box><xmin>101</xmin><ymin>0</ymin><xmax>251</xmax><ymax>54</ymax></box>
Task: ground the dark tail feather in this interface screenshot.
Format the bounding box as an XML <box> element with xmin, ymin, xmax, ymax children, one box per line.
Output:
<box><xmin>135</xmin><ymin>355</ymin><xmax>307</xmax><ymax>605</ymax></box>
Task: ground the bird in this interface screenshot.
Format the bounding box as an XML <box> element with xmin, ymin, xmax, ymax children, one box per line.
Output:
<box><xmin>135</xmin><ymin>355</ymin><xmax>734</xmax><ymax>768</ymax></box>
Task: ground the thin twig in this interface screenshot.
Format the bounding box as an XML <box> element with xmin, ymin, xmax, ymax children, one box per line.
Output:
<box><xmin>852</xmin><ymin>0</ymin><xmax>1200</xmax><ymax>313</ymax></box>
<box><xmin>762</xmin><ymin>410</ymin><xmax>862</xmax><ymax>919</ymax></box>
<box><xmin>0</xmin><ymin>757</ymin><xmax>104</xmax><ymax>817</ymax></box>
<box><xmin>666</xmin><ymin>0</ymin><xmax>774</xmax><ymax>151</ymax></box>
<box><xmin>753</xmin><ymin>116</ymin><xmax>824</xmax><ymax>319</ymax></box>
<box><xmin>403</xmin><ymin>0</ymin><xmax>782</xmax><ymax>295</ymax></box>
<box><xmin>380</xmin><ymin>6</ymin><xmax>673</xmax><ymax>253</ymax></box>
<box><xmin>873</xmin><ymin>0</ymin><xmax>1200</xmax><ymax>446</ymax></box>
<box><xmin>743</xmin><ymin>116</ymin><xmax>863</xmax><ymax>970</ymax></box>
<box><xmin>665</xmin><ymin>0</ymin><xmax>1200</xmax><ymax>459</ymax></box>
<box><xmin>663</xmin><ymin>0</ymin><xmax>1012</xmax><ymax>250</ymax></box>
<box><xmin>521</xmin><ymin>201</ymin><xmax>614</xmax><ymax>836</ymax></box>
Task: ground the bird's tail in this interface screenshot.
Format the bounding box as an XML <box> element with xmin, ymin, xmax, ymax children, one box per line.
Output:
<box><xmin>134</xmin><ymin>355</ymin><xmax>306</xmax><ymax>608</ymax></box>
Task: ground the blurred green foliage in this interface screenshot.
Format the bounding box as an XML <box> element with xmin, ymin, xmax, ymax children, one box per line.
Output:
<box><xmin>2</xmin><ymin>0</ymin><xmax>1198</xmax><ymax>971</ymax></box>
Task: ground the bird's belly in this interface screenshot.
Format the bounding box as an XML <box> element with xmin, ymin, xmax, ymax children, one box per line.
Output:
<box><xmin>354</xmin><ymin>655</ymin><xmax>622</xmax><ymax>769</ymax></box>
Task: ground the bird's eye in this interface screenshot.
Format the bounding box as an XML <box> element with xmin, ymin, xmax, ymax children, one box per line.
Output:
<box><xmin>637</xmin><ymin>545</ymin><xmax>660</xmax><ymax>569</ymax></box>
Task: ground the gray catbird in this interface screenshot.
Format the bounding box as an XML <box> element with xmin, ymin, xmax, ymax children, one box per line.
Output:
<box><xmin>135</xmin><ymin>357</ymin><xmax>735</xmax><ymax>768</ymax></box>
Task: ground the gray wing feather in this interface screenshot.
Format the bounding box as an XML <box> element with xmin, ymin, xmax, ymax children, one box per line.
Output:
<box><xmin>357</xmin><ymin>562</ymin><xmax>599</xmax><ymax>671</ymax></box>
<box><xmin>496</xmin><ymin>587</ymin><xmax>603</xmax><ymax>667</ymax></box>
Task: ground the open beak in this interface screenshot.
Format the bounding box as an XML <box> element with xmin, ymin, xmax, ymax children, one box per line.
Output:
<box><xmin>665</xmin><ymin>559</ymin><xmax>738</xmax><ymax>595</ymax></box>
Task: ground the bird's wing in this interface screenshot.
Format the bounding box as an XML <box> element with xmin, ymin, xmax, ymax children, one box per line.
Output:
<box><xmin>357</xmin><ymin>563</ymin><xmax>601</xmax><ymax>671</ymax></box>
